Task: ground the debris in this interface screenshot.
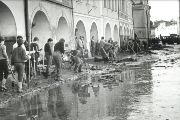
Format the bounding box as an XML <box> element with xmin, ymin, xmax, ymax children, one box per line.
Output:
<box><xmin>116</xmin><ymin>57</ymin><xmax>137</xmax><ymax>63</ymax></box>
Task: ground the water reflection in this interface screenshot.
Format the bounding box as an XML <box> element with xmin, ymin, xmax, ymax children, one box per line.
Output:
<box><xmin>0</xmin><ymin>62</ymin><xmax>154</xmax><ymax>120</ymax></box>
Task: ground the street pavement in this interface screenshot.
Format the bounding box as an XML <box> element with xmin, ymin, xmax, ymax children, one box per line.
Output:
<box><xmin>0</xmin><ymin>45</ymin><xmax>180</xmax><ymax>120</ymax></box>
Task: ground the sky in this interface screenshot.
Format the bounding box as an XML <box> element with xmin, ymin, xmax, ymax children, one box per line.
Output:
<box><xmin>149</xmin><ymin>0</ymin><xmax>179</xmax><ymax>21</ymax></box>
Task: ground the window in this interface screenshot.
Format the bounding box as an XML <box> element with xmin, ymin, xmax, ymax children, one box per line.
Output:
<box><xmin>119</xmin><ymin>0</ymin><xmax>122</xmax><ymax>11</ymax></box>
<box><xmin>122</xmin><ymin>0</ymin><xmax>125</xmax><ymax>11</ymax></box>
<box><xmin>112</xmin><ymin>0</ymin><xmax>114</xmax><ymax>11</ymax></box>
<box><xmin>115</xmin><ymin>0</ymin><xmax>117</xmax><ymax>11</ymax></box>
<box><xmin>106</xmin><ymin>0</ymin><xmax>110</xmax><ymax>8</ymax></box>
<box><xmin>108</xmin><ymin>0</ymin><xmax>110</xmax><ymax>9</ymax></box>
<box><xmin>104</xmin><ymin>0</ymin><xmax>106</xmax><ymax>8</ymax></box>
<box><xmin>76</xmin><ymin>0</ymin><xmax>80</xmax><ymax>2</ymax></box>
<box><xmin>92</xmin><ymin>0</ymin><xmax>95</xmax><ymax>6</ymax></box>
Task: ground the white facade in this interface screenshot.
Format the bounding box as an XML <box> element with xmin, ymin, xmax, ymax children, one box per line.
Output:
<box><xmin>179</xmin><ymin>0</ymin><xmax>180</xmax><ymax>35</ymax></box>
<box><xmin>150</xmin><ymin>27</ymin><xmax>155</xmax><ymax>38</ymax></box>
<box><xmin>73</xmin><ymin>0</ymin><xmax>134</xmax><ymax>57</ymax></box>
<box><xmin>0</xmin><ymin>0</ymin><xmax>134</xmax><ymax>58</ymax></box>
<box><xmin>178</xmin><ymin>17</ymin><xmax>180</xmax><ymax>35</ymax></box>
<box><xmin>155</xmin><ymin>22</ymin><xmax>178</xmax><ymax>37</ymax></box>
<box><xmin>0</xmin><ymin>0</ymin><xmax>73</xmax><ymax>57</ymax></box>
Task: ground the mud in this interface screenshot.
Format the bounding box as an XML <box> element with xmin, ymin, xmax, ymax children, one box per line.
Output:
<box><xmin>0</xmin><ymin>45</ymin><xmax>180</xmax><ymax>120</ymax></box>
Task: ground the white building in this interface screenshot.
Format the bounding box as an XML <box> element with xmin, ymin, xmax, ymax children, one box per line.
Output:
<box><xmin>0</xmin><ymin>0</ymin><xmax>135</xmax><ymax>58</ymax></box>
<box><xmin>0</xmin><ymin>0</ymin><xmax>73</xmax><ymax>57</ymax></box>
<box><xmin>73</xmin><ymin>0</ymin><xmax>134</xmax><ymax>57</ymax></box>
<box><xmin>155</xmin><ymin>20</ymin><xmax>178</xmax><ymax>37</ymax></box>
<box><xmin>179</xmin><ymin>0</ymin><xmax>180</xmax><ymax>35</ymax></box>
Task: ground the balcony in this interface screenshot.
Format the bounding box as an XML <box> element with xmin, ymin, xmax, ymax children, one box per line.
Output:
<box><xmin>46</xmin><ymin>0</ymin><xmax>72</xmax><ymax>8</ymax></box>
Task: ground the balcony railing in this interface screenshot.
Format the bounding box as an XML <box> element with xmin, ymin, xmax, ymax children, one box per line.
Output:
<box><xmin>46</xmin><ymin>0</ymin><xmax>72</xmax><ymax>8</ymax></box>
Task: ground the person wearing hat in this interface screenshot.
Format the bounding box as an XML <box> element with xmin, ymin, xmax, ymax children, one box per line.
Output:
<box><xmin>53</xmin><ymin>38</ymin><xmax>65</xmax><ymax>81</ymax></box>
<box><xmin>44</xmin><ymin>38</ymin><xmax>53</xmax><ymax>78</ymax></box>
<box><xmin>0</xmin><ymin>36</ymin><xmax>9</xmax><ymax>91</ymax></box>
<box><xmin>11</xmin><ymin>37</ymin><xmax>30</xmax><ymax>93</ymax></box>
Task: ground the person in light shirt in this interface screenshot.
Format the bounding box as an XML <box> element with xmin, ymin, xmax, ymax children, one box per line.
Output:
<box><xmin>0</xmin><ymin>36</ymin><xmax>9</xmax><ymax>91</ymax></box>
<box><xmin>11</xmin><ymin>37</ymin><xmax>30</xmax><ymax>93</ymax></box>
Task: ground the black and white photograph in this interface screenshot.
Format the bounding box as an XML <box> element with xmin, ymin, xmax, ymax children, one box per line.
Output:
<box><xmin>0</xmin><ymin>0</ymin><xmax>180</xmax><ymax>120</ymax></box>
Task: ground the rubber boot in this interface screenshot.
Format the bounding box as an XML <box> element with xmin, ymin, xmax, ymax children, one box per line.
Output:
<box><xmin>18</xmin><ymin>82</ymin><xmax>23</xmax><ymax>93</ymax></box>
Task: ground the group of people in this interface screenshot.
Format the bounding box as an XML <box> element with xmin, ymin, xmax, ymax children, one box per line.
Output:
<box><xmin>90</xmin><ymin>36</ymin><xmax>119</xmax><ymax>62</ymax></box>
<box><xmin>0</xmin><ymin>35</ymin><xmax>67</xmax><ymax>93</ymax></box>
<box><xmin>0</xmin><ymin>36</ymin><xmax>30</xmax><ymax>92</ymax></box>
<box><xmin>99</xmin><ymin>37</ymin><xmax>119</xmax><ymax>61</ymax></box>
<box><xmin>0</xmin><ymin>34</ymin><xmax>120</xmax><ymax>93</ymax></box>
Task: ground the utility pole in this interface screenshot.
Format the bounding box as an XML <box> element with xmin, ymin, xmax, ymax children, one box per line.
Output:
<box><xmin>118</xmin><ymin>0</ymin><xmax>120</xmax><ymax>47</ymax></box>
<box><xmin>179</xmin><ymin>0</ymin><xmax>180</xmax><ymax>35</ymax></box>
<box><xmin>24</xmin><ymin>0</ymin><xmax>30</xmax><ymax>88</ymax></box>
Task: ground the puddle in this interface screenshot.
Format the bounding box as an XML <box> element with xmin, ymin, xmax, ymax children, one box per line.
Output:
<box><xmin>0</xmin><ymin>61</ymin><xmax>180</xmax><ymax>120</ymax></box>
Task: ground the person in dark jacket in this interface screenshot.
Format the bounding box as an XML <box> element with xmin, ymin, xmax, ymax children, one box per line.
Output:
<box><xmin>70</xmin><ymin>50</ymin><xmax>83</xmax><ymax>73</ymax></box>
<box><xmin>11</xmin><ymin>37</ymin><xmax>30</xmax><ymax>93</ymax></box>
<box><xmin>44</xmin><ymin>38</ymin><xmax>53</xmax><ymax>77</ymax></box>
<box><xmin>53</xmin><ymin>38</ymin><xmax>65</xmax><ymax>81</ymax></box>
<box><xmin>90</xmin><ymin>36</ymin><xmax>95</xmax><ymax>57</ymax></box>
<box><xmin>0</xmin><ymin>36</ymin><xmax>9</xmax><ymax>91</ymax></box>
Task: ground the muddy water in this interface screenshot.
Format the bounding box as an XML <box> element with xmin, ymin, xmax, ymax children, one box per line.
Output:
<box><xmin>0</xmin><ymin>61</ymin><xmax>180</xmax><ymax>120</ymax></box>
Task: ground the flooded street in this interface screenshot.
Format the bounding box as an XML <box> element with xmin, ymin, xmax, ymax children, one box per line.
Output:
<box><xmin>1</xmin><ymin>46</ymin><xmax>180</xmax><ymax>120</ymax></box>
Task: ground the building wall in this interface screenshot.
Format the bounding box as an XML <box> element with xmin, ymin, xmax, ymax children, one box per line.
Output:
<box><xmin>0</xmin><ymin>0</ymin><xmax>135</xmax><ymax>58</ymax></box>
<box><xmin>150</xmin><ymin>28</ymin><xmax>155</xmax><ymax>38</ymax></box>
<box><xmin>133</xmin><ymin>0</ymin><xmax>151</xmax><ymax>41</ymax></box>
<box><xmin>28</xmin><ymin>0</ymin><xmax>73</xmax><ymax>50</ymax></box>
<box><xmin>103</xmin><ymin>0</ymin><xmax>134</xmax><ymax>42</ymax></box>
<box><xmin>1</xmin><ymin>0</ymin><xmax>25</xmax><ymax>38</ymax></box>
<box><xmin>0</xmin><ymin>0</ymin><xmax>73</xmax><ymax>57</ymax></box>
<box><xmin>73</xmin><ymin>0</ymin><xmax>102</xmax><ymax>54</ymax></box>
<box><xmin>179</xmin><ymin>0</ymin><xmax>180</xmax><ymax>35</ymax></box>
<box><xmin>74</xmin><ymin>0</ymin><xmax>134</xmax><ymax>57</ymax></box>
<box><xmin>155</xmin><ymin>22</ymin><xmax>178</xmax><ymax>37</ymax></box>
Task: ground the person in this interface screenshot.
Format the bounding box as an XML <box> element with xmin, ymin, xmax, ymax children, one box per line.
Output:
<box><xmin>142</xmin><ymin>41</ymin><xmax>148</xmax><ymax>51</ymax></box>
<box><xmin>13</xmin><ymin>36</ymin><xmax>26</xmax><ymax>50</ymax></box>
<box><xmin>11</xmin><ymin>36</ymin><xmax>30</xmax><ymax>92</ymax></box>
<box><xmin>77</xmin><ymin>36</ymin><xmax>83</xmax><ymax>51</ymax></box>
<box><xmin>70</xmin><ymin>50</ymin><xmax>83</xmax><ymax>73</ymax></box>
<box><xmin>134</xmin><ymin>33</ymin><xmax>140</xmax><ymax>53</ymax></box>
<box><xmin>44</xmin><ymin>38</ymin><xmax>53</xmax><ymax>78</ymax></box>
<box><xmin>108</xmin><ymin>38</ymin><xmax>113</xmax><ymax>44</ymax></box>
<box><xmin>24</xmin><ymin>39</ymin><xmax>29</xmax><ymax>51</ymax></box>
<box><xmin>100</xmin><ymin>37</ymin><xmax>109</xmax><ymax>61</ymax></box>
<box><xmin>95</xmin><ymin>40</ymin><xmax>100</xmax><ymax>56</ymax></box>
<box><xmin>90</xmin><ymin>36</ymin><xmax>95</xmax><ymax>57</ymax></box>
<box><xmin>0</xmin><ymin>36</ymin><xmax>9</xmax><ymax>91</ymax></box>
<box><xmin>23</xmin><ymin>38</ymin><xmax>34</xmax><ymax>81</ymax></box>
<box><xmin>30</xmin><ymin>37</ymin><xmax>40</xmax><ymax>73</ymax></box>
<box><xmin>109</xmin><ymin>46</ymin><xmax>115</xmax><ymax>61</ymax></box>
<box><xmin>99</xmin><ymin>37</ymin><xmax>105</xmax><ymax>48</ymax></box>
<box><xmin>113</xmin><ymin>41</ymin><xmax>119</xmax><ymax>58</ymax></box>
<box><xmin>77</xmin><ymin>36</ymin><xmax>84</xmax><ymax>58</ymax></box>
<box><xmin>80</xmin><ymin>36</ymin><xmax>85</xmax><ymax>49</ymax></box>
<box><xmin>53</xmin><ymin>38</ymin><xmax>65</xmax><ymax>81</ymax></box>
